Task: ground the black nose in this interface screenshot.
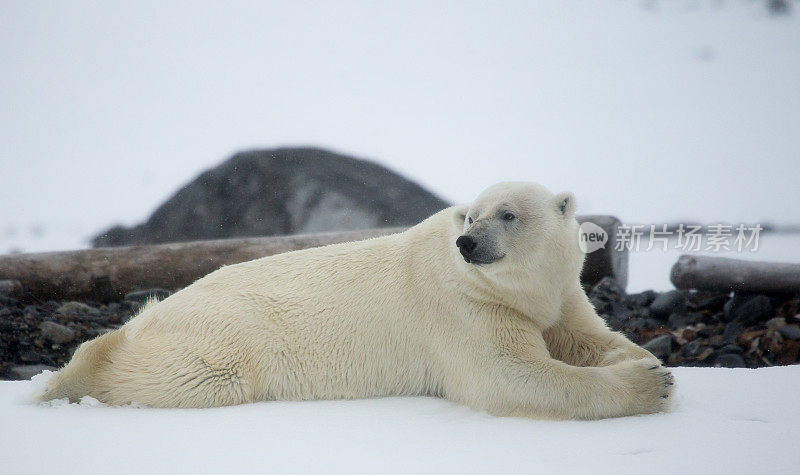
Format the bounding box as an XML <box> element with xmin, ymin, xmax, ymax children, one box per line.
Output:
<box><xmin>456</xmin><ymin>235</ymin><xmax>477</xmax><ymax>254</ymax></box>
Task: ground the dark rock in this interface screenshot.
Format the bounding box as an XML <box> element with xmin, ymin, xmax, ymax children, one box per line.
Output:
<box><xmin>0</xmin><ymin>279</ymin><xmax>23</xmax><ymax>298</ymax></box>
<box><xmin>124</xmin><ymin>288</ymin><xmax>171</xmax><ymax>303</ymax></box>
<box><xmin>590</xmin><ymin>298</ymin><xmax>612</xmax><ymax>315</ymax></box>
<box><xmin>719</xmin><ymin>344</ymin><xmax>744</xmax><ymax>355</ymax></box>
<box><xmin>631</xmin><ymin>307</ymin><xmax>652</xmax><ymax>319</ymax></box>
<box><xmin>0</xmin><ymin>295</ymin><xmax>19</xmax><ymax>307</ymax></box>
<box><xmin>681</xmin><ymin>341</ymin><xmax>706</xmax><ymax>358</ymax></box>
<box><xmin>602</xmin><ymin>302</ymin><xmax>633</xmax><ymax>330</ymax></box>
<box><xmin>776</xmin><ymin>298</ymin><xmax>800</xmax><ymax>319</ymax></box>
<box><xmin>40</xmin><ymin>321</ymin><xmax>76</xmax><ymax>344</ymax></box>
<box><xmin>697</xmin><ymin>325</ymin><xmax>716</xmax><ymax>338</ymax></box>
<box><xmin>778</xmin><ymin>325</ymin><xmax>800</xmax><ymax>341</ymax></box>
<box><xmin>709</xmin><ymin>312</ymin><xmax>725</xmax><ymax>322</ymax></box>
<box><xmin>714</xmin><ymin>353</ymin><xmax>746</xmax><ymax>368</ymax></box>
<box><xmin>723</xmin><ymin>293</ymin><xmax>773</xmax><ymax>325</ymax></box>
<box><xmin>57</xmin><ymin>301</ymin><xmax>100</xmax><ymax>316</ymax></box>
<box><xmin>649</xmin><ymin>290</ymin><xmax>686</xmax><ymax>320</ymax></box>
<box><xmin>6</xmin><ymin>364</ymin><xmax>56</xmax><ymax>381</ymax></box>
<box><xmin>777</xmin><ymin>340</ymin><xmax>800</xmax><ymax>364</ymax></box>
<box><xmin>119</xmin><ymin>301</ymin><xmax>139</xmax><ymax>313</ymax></box>
<box><xmin>92</xmin><ymin>148</ymin><xmax>450</xmax><ymax>247</ymax></box>
<box><xmin>697</xmin><ymin>347</ymin><xmax>715</xmax><ymax>362</ymax></box>
<box><xmin>767</xmin><ymin>0</ymin><xmax>791</xmax><ymax>16</ymax></box>
<box><xmin>590</xmin><ymin>277</ymin><xmax>625</xmax><ymax>302</ymax></box>
<box><xmin>681</xmin><ymin>328</ymin><xmax>698</xmax><ymax>341</ymax></box>
<box><xmin>667</xmin><ymin>313</ymin><xmax>688</xmax><ymax>329</ymax></box>
<box><xmin>765</xmin><ymin>317</ymin><xmax>786</xmax><ymax>331</ymax></box>
<box><xmin>642</xmin><ymin>334</ymin><xmax>672</xmax><ymax>361</ymax></box>
<box><xmin>707</xmin><ymin>335</ymin><xmax>725</xmax><ymax>347</ymax></box>
<box><xmin>19</xmin><ymin>350</ymin><xmax>44</xmax><ymax>363</ymax></box>
<box><xmin>693</xmin><ymin>294</ymin><xmax>728</xmax><ymax>312</ymax></box>
<box><xmin>723</xmin><ymin>320</ymin><xmax>744</xmax><ymax>344</ymax></box>
<box><xmin>90</xmin><ymin>274</ymin><xmax>122</xmax><ymax>302</ymax></box>
<box><xmin>605</xmin><ymin>314</ymin><xmax>628</xmax><ymax>331</ymax></box>
<box><xmin>610</xmin><ymin>301</ymin><xmax>633</xmax><ymax>318</ymax></box>
<box><xmin>667</xmin><ymin>312</ymin><xmax>702</xmax><ymax>330</ymax></box>
<box><xmin>624</xmin><ymin>290</ymin><xmax>657</xmax><ymax>308</ymax></box>
<box><xmin>22</xmin><ymin>305</ymin><xmax>40</xmax><ymax>318</ymax></box>
<box><xmin>628</xmin><ymin>318</ymin><xmax>660</xmax><ymax>332</ymax></box>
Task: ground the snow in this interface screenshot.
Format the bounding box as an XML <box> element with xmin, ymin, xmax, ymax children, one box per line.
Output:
<box><xmin>2</xmin><ymin>1</ymin><xmax>800</xmax><ymax>258</ymax></box>
<box><xmin>2</xmin><ymin>367</ymin><xmax>799</xmax><ymax>474</ymax></box>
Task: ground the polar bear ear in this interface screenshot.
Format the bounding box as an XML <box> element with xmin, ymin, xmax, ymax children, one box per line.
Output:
<box><xmin>554</xmin><ymin>192</ymin><xmax>576</xmax><ymax>218</ymax></box>
<box><xmin>452</xmin><ymin>205</ymin><xmax>470</xmax><ymax>226</ymax></box>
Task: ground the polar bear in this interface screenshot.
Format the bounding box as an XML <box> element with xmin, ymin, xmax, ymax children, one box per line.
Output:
<box><xmin>40</xmin><ymin>182</ymin><xmax>673</xmax><ymax>419</ymax></box>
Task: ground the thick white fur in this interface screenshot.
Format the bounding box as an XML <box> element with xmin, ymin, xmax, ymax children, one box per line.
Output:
<box><xmin>40</xmin><ymin>182</ymin><xmax>673</xmax><ymax>419</ymax></box>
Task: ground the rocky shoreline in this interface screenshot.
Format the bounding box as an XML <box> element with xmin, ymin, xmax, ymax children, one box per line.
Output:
<box><xmin>0</xmin><ymin>289</ymin><xmax>165</xmax><ymax>380</ymax></box>
<box><xmin>588</xmin><ymin>278</ymin><xmax>800</xmax><ymax>368</ymax></box>
<box><xmin>1</xmin><ymin>282</ymin><xmax>798</xmax><ymax>380</ymax></box>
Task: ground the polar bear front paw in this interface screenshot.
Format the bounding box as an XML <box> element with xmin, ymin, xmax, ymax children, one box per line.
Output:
<box><xmin>601</xmin><ymin>346</ymin><xmax>661</xmax><ymax>366</ymax></box>
<box><xmin>611</xmin><ymin>358</ymin><xmax>675</xmax><ymax>415</ymax></box>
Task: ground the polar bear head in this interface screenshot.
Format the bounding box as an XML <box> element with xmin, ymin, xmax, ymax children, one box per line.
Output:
<box><xmin>454</xmin><ymin>182</ymin><xmax>583</xmax><ymax>281</ymax></box>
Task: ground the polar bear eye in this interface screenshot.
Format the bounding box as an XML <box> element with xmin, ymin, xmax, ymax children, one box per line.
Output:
<box><xmin>467</xmin><ymin>217</ymin><xmax>473</xmax><ymax>224</ymax></box>
<box><xmin>503</xmin><ymin>212</ymin><xmax>515</xmax><ymax>221</ymax></box>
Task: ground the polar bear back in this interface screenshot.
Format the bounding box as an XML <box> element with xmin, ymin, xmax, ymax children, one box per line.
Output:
<box><xmin>118</xmin><ymin>212</ymin><xmax>464</xmax><ymax>403</ymax></box>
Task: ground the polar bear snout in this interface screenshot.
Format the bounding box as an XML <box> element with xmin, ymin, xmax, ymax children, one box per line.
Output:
<box><xmin>456</xmin><ymin>235</ymin><xmax>477</xmax><ymax>258</ymax></box>
<box><xmin>456</xmin><ymin>234</ymin><xmax>504</xmax><ymax>264</ymax></box>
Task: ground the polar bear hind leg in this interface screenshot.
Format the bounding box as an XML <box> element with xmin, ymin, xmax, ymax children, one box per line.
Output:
<box><xmin>40</xmin><ymin>330</ymin><xmax>253</xmax><ymax>408</ymax></box>
<box><xmin>38</xmin><ymin>329</ymin><xmax>124</xmax><ymax>403</ymax></box>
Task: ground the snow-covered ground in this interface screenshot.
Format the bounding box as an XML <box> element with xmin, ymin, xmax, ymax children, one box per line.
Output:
<box><xmin>1</xmin><ymin>367</ymin><xmax>798</xmax><ymax>474</ymax></box>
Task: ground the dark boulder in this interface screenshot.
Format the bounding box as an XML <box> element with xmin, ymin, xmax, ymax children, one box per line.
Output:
<box><xmin>681</xmin><ymin>341</ymin><xmax>706</xmax><ymax>358</ymax></box>
<box><xmin>723</xmin><ymin>293</ymin><xmax>773</xmax><ymax>326</ymax></box>
<box><xmin>591</xmin><ymin>298</ymin><xmax>612</xmax><ymax>315</ymax></box>
<box><xmin>719</xmin><ymin>344</ymin><xmax>743</xmax><ymax>355</ymax></box>
<box><xmin>723</xmin><ymin>320</ymin><xmax>744</xmax><ymax>344</ymax></box>
<box><xmin>40</xmin><ymin>321</ymin><xmax>76</xmax><ymax>345</ymax></box>
<box><xmin>23</xmin><ymin>305</ymin><xmax>40</xmax><ymax>318</ymax></box>
<box><xmin>605</xmin><ymin>308</ymin><xmax>634</xmax><ymax>332</ymax></box>
<box><xmin>649</xmin><ymin>290</ymin><xmax>686</xmax><ymax>320</ymax></box>
<box><xmin>56</xmin><ymin>301</ymin><xmax>99</xmax><ymax>317</ymax></box>
<box><xmin>714</xmin><ymin>353</ymin><xmax>746</xmax><ymax>368</ymax></box>
<box><xmin>623</xmin><ymin>290</ymin><xmax>657</xmax><ymax>309</ymax></box>
<box><xmin>0</xmin><ymin>280</ymin><xmax>23</xmax><ymax>299</ymax></box>
<box><xmin>778</xmin><ymin>325</ymin><xmax>800</xmax><ymax>341</ymax></box>
<box><xmin>590</xmin><ymin>277</ymin><xmax>625</xmax><ymax>302</ymax></box>
<box><xmin>93</xmin><ymin>148</ymin><xmax>450</xmax><ymax>247</ymax></box>
<box><xmin>667</xmin><ymin>312</ymin><xmax>702</xmax><ymax>330</ymax></box>
<box><xmin>692</xmin><ymin>294</ymin><xmax>728</xmax><ymax>312</ymax></box>
<box><xmin>642</xmin><ymin>334</ymin><xmax>673</xmax><ymax>361</ymax></box>
<box><xmin>627</xmin><ymin>317</ymin><xmax>660</xmax><ymax>332</ymax></box>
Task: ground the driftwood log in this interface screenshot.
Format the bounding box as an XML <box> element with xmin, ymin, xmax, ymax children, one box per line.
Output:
<box><xmin>670</xmin><ymin>255</ymin><xmax>800</xmax><ymax>293</ymax></box>
<box><xmin>0</xmin><ymin>216</ymin><xmax>627</xmax><ymax>302</ymax></box>
<box><xmin>578</xmin><ymin>215</ymin><xmax>628</xmax><ymax>291</ymax></box>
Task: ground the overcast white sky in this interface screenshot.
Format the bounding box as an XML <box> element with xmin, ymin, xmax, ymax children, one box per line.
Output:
<box><xmin>1</xmin><ymin>1</ymin><xmax>799</xmax><ymax>253</ymax></box>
